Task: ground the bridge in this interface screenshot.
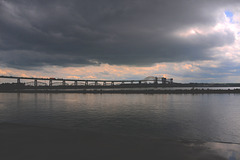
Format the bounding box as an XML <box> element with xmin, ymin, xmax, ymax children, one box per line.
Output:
<box><xmin>0</xmin><ymin>76</ymin><xmax>173</xmax><ymax>87</ymax></box>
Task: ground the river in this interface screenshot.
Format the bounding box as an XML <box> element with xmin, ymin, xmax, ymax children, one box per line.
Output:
<box><xmin>0</xmin><ymin>93</ymin><xmax>240</xmax><ymax>144</ymax></box>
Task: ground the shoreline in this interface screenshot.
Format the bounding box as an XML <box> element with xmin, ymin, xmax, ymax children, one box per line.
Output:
<box><xmin>1</xmin><ymin>122</ymin><xmax>239</xmax><ymax>160</ymax></box>
<box><xmin>0</xmin><ymin>88</ymin><xmax>240</xmax><ymax>94</ymax></box>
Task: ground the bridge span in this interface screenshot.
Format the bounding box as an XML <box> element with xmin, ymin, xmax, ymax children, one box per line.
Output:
<box><xmin>0</xmin><ymin>76</ymin><xmax>173</xmax><ymax>87</ymax></box>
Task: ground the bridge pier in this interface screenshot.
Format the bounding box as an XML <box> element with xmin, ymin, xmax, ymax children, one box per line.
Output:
<box><xmin>95</xmin><ymin>81</ymin><xmax>98</xmax><ymax>86</ymax></box>
<box><xmin>62</xmin><ymin>80</ymin><xmax>66</xmax><ymax>86</ymax></box>
<box><xmin>103</xmin><ymin>81</ymin><xmax>106</xmax><ymax>86</ymax></box>
<box><xmin>34</xmin><ymin>79</ymin><xmax>38</xmax><ymax>87</ymax></box>
<box><xmin>49</xmin><ymin>80</ymin><xmax>52</xmax><ymax>86</ymax></box>
<box><xmin>154</xmin><ymin>77</ymin><xmax>158</xmax><ymax>85</ymax></box>
<box><xmin>74</xmin><ymin>81</ymin><xmax>78</xmax><ymax>86</ymax></box>
<box><xmin>162</xmin><ymin>78</ymin><xmax>166</xmax><ymax>84</ymax></box>
<box><xmin>85</xmin><ymin>81</ymin><xmax>88</xmax><ymax>86</ymax></box>
<box><xmin>17</xmin><ymin>78</ymin><xmax>21</xmax><ymax>84</ymax></box>
<box><xmin>139</xmin><ymin>81</ymin><xmax>141</xmax><ymax>85</ymax></box>
<box><xmin>111</xmin><ymin>81</ymin><xmax>114</xmax><ymax>86</ymax></box>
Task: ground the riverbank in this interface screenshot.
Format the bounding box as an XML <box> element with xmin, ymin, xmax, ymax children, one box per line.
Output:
<box><xmin>0</xmin><ymin>88</ymin><xmax>240</xmax><ymax>94</ymax></box>
<box><xmin>0</xmin><ymin>123</ymin><xmax>239</xmax><ymax>160</ymax></box>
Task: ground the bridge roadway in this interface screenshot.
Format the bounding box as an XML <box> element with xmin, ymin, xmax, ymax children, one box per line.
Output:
<box><xmin>0</xmin><ymin>76</ymin><xmax>173</xmax><ymax>87</ymax></box>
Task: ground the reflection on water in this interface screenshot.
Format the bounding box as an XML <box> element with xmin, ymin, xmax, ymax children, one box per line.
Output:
<box><xmin>205</xmin><ymin>142</ymin><xmax>240</xmax><ymax>160</ymax></box>
<box><xmin>184</xmin><ymin>142</ymin><xmax>240</xmax><ymax>160</ymax></box>
<box><xmin>0</xmin><ymin>93</ymin><xmax>240</xmax><ymax>144</ymax></box>
<box><xmin>98</xmin><ymin>87</ymin><xmax>240</xmax><ymax>91</ymax></box>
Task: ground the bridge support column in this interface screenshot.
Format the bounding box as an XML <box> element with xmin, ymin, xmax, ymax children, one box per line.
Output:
<box><xmin>85</xmin><ymin>81</ymin><xmax>88</xmax><ymax>86</ymax></box>
<box><xmin>74</xmin><ymin>81</ymin><xmax>78</xmax><ymax>86</ymax></box>
<box><xmin>131</xmin><ymin>81</ymin><xmax>134</xmax><ymax>85</ymax></box>
<box><xmin>154</xmin><ymin>77</ymin><xmax>158</xmax><ymax>85</ymax></box>
<box><xmin>162</xmin><ymin>78</ymin><xmax>166</xmax><ymax>84</ymax></box>
<box><xmin>139</xmin><ymin>81</ymin><xmax>141</xmax><ymax>85</ymax></box>
<box><xmin>111</xmin><ymin>81</ymin><xmax>114</xmax><ymax>86</ymax></box>
<box><xmin>34</xmin><ymin>79</ymin><xmax>38</xmax><ymax>87</ymax></box>
<box><xmin>95</xmin><ymin>81</ymin><xmax>98</xmax><ymax>86</ymax></box>
<box><xmin>17</xmin><ymin>78</ymin><xmax>20</xmax><ymax>84</ymax></box>
<box><xmin>62</xmin><ymin>80</ymin><xmax>66</xmax><ymax>86</ymax></box>
<box><xmin>103</xmin><ymin>81</ymin><xmax>106</xmax><ymax>86</ymax></box>
<box><xmin>49</xmin><ymin>80</ymin><xmax>52</xmax><ymax>86</ymax></box>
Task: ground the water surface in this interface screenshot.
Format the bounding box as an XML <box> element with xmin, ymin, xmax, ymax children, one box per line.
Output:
<box><xmin>0</xmin><ymin>93</ymin><xmax>240</xmax><ymax>144</ymax></box>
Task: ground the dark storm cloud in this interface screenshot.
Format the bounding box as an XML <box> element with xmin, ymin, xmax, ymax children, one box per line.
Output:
<box><xmin>0</xmin><ymin>0</ymin><xmax>239</xmax><ymax>68</ymax></box>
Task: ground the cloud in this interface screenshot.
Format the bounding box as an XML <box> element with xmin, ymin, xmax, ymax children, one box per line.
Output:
<box><xmin>0</xmin><ymin>0</ymin><xmax>239</xmax><ymax>69</ymax></box>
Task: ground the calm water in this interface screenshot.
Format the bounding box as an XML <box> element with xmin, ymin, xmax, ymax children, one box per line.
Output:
<box><xmin>0</xmin><ymin>93</ymin><xmax>240</xmax><ymax>143</ymax></box>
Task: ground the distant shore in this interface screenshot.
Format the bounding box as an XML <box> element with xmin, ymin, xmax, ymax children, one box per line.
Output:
<box><xmin>0</xmin><ymin>88</ymin><xmax>240</xmax><ymax>94</ymax></box>
<box><xmin>1</xmin><ymin>123</ymin><xmax>239</xmax><ymax>160</ymax></box>
<box><xmin>1</xmin><ymin>82</ymin><xmax>240</xmax><ymax>94</ymax></box>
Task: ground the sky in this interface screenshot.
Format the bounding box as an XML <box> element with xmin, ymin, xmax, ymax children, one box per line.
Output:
<box><xmin>0</xmin><ymin>0</ymin><xmax>240</xmax><ymax>83</ymax></box>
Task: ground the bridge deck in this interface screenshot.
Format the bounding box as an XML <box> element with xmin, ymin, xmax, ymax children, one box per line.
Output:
<box><xmin>0</xmin><ymin>75</ymin><xmax>173</xmax><ymax>87</ymax></box>
<box><xmin>0</xmin><ymin>76</ymin><xmax>171</xmax><ymax>82</ymax></box>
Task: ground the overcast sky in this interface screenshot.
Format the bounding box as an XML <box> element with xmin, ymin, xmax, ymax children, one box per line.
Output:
<box><xmin>0</xmin><ymin>0</ymin><xmax>240</xmax><ymax>82</ymax></box>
